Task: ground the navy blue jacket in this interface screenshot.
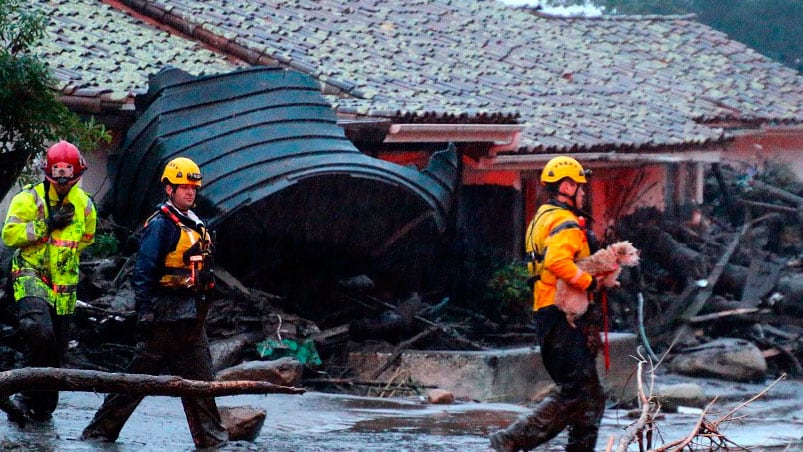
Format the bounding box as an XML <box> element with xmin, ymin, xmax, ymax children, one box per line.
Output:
<box><xmin>133</xmin><ymin>207</ymin><xmax>204</xmax><ymax>322</ymax></box>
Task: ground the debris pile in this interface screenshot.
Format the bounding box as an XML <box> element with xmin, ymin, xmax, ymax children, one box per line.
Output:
<box><xmin>1</xmin><ymin>163</ymin><xmax>801</xmax><ymax>394</ymax></box>
<box><xmin>612</xmin><ymin>162</ymin><xmax>803</xmax><ymax>381</ymax></box>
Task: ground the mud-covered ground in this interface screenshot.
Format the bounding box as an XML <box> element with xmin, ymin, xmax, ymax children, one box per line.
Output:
<box><xmin>1</xmin><ymin>373</ymin><xmax>800</xmax><ymax>451</ymax></box>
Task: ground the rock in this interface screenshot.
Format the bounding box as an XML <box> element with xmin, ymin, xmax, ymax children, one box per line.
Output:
<box><xmin>89</xmin><ymin>288</ymin><xmax>136</xmax><ymax>312</ymax></box>
<box><xmin>219</xmin><ymin>405</ymin><xmax>266</xmax><ymax>441</ymax></box>
<box><xmin>668</xmin><ymin>338</ymin><xmax>767</xmax><ymax>383</ymax></box>
<box><xmin>210</xmin><ymin>332</ymin><xmax>264</xmax><ymax>372</ymax></box>
<box><xmin>777</xmin><ymin>275</ymin><xmax>803</xmax><ymax>305</ymax></box>
<box><xmin>215</xmin><ymin>357</ymin><xmax>303</xmax><ymax>387</ymax></box>
<box><xmin>427</xmin><ymin>389</ymin><xmax>455</xmax><ymax>404</ymax></box>
<box><xmin>336</xmin><ymin>274</ymin><xmax>374</xmax><ymax>291</ymax></box>
<box><xmin>655</xmin><ymin>383</ymin><xmax>705</xmax><ymax>411</ymax></box>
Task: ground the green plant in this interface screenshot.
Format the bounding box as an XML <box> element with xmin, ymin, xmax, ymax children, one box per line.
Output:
<box><xmin>483</xmin><ymin>261</ymin><xmax>533</xmax><ymax>325</ymax></box>
<box><xmin>82</xmin><ymin>232</ymin><xmax>119</xmax><ymax>260</ymax></box>
<box><xmin>0</xmin><ymin>0</ymin><xmax>110</xmax><ymax>170</ymax></box>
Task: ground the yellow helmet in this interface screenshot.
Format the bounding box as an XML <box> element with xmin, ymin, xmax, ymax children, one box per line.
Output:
<box><xmin>540</xmin><ymin>156</ymin><xmax>589</xmax><ymax>185</ymax></box>
<box><xmin>161</xmin><ymin>157</ymin><xmax>202</xmax><ymax>186</ymax></box>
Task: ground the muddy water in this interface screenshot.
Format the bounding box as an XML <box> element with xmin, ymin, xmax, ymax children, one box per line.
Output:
<box><xmin>1</xmin><ymin>376</ymin><xmax>801</xmax><ymax>451</ymax></box>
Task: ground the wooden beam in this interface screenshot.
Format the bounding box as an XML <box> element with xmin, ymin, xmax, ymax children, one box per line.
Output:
<box><xmin>479</xmin><ymin>150</ymin><xmax>723</xmax><ymax>170</ymax></box>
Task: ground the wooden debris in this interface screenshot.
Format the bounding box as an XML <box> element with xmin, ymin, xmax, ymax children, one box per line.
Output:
<box><xmin>0</xmin><ymin>367</ymin><xmax>305</xmax><ymax>398</ymax></box>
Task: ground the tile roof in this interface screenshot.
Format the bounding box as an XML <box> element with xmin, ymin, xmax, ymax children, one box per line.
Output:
<box><xmin>33</xmin><ymin>0</ymin><xmax>240</xmax><ymax>104</ymax></box>
<box><xmin>32</xmin><ymin>0</ymin><xmax>803</xmax><ymax>153</ymax></box>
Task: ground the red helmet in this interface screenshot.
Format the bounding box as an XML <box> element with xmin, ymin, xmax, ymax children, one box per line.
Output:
<box><xmin>43</xmin><ymin>140</ymin><xmax>87</xmax><ymax>185</ymax></box>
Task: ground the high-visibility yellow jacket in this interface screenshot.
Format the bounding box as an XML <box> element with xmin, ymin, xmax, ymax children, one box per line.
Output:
<box><xmin>525</xmin><ymin>202</ymin><xmax>593</xmax><ymax>311</ymax></box>
<box><xmin>2</xmin><ymin>182</ymin><xmax>96</xmax><ymax>315</ymax></box>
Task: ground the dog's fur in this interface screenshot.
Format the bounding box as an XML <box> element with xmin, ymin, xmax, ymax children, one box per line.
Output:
<box><xmin>554</xmin><ymin>241</ymin><xmax>640</xmax><ymax>327</ymax></box>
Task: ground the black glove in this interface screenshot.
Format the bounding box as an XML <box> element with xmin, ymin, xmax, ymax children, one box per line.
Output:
<box><xmin>46</xmin><ymin>203</ymin><xmax>75</xmax><ymax>232</ymax></box>
<box><xmin>136</xmin><ymin>310</ymin><xmax>155</xmax><ymax>342</ymax></box>
<box><xmin>198</xmin><ymin>267</ymin><xmax>215</xmax><ymax>289</ymax></box>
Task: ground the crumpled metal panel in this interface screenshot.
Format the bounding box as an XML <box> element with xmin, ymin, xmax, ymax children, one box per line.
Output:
<box><xmin>109</xmin><ymin>66</ymin><xmax>458</xmax><ymax>290</ymax></box>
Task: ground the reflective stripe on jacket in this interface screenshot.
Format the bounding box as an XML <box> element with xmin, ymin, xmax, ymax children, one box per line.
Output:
<box><xmin>525</xmin><ymin>203</ymin><xmax>592</xmax><ymax>311</ymax></box>
<box><xmin>2</xmin><ymin>182</ymin><xmax>96</xmax><ymax>315</ymax></box>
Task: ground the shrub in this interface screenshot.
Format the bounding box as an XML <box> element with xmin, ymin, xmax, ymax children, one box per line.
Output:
<box><xmin>483</xmin><ymin>261</ymin><xmax>533</xmax><ymax>325</ymax></box>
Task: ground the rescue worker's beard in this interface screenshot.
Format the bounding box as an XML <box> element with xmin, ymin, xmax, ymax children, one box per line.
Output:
<box><xmin>168</xmin><ymin>186</ymin><xmax>193</xmax><ymax>213</ymax></box>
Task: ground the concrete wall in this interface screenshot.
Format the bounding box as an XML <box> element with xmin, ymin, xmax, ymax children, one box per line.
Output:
<box><xmin>348</xmin><ymin>332</ymin><xmax>639</xmax><ymax>404</ymax></box>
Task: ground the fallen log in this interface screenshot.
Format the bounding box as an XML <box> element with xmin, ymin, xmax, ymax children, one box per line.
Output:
<box><xmin>687</xmin><ymin>307</ymin><xmax>762</xmax><ymax>323</ymax></box>
<box><xmin>748</xmin><ymin>179</ymin><xmax>803</xmax><ymax>233</ymax></box>
<box><xmin>0</xmin><ymin>367</ymin><xmax>305</xmax><ymax>420</ymax></box>
<box><xmin>748</xmin><ymin>179</ymin><xmax>803</xmax><ymax>207</ymax></box>
<box><xmin>678</xmin><ymin>221</ymin><xmax>750</xmax><ymax>323</ymax></box>
<box><xmin>739</xmin><ymin>199</ymin><xmax>798</xmax><ymax>214</ymax></box>
<box><xmin>636</xmin><ymin>226</ymin><xmax>708</xmax><ymax>282</ymax></box>
<box><xmin>0</xmin><ymin>367</ymin><xmax>305</xmax><ymax>397</ymax></box>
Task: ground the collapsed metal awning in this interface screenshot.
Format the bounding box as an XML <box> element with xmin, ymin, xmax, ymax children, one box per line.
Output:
<box><xmin>108</xmin><ymin>66</ymin><xmax>458</xmax><ymax>291</ymax></box>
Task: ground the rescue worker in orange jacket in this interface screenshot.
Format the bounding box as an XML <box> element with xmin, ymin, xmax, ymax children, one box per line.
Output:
<box><xmin>80</xmin><ymin>157</ymin><xmax>228</xmax><ymax>448</ymax></box>
<box><xmin>490</xmin><ymin>156</ymin><xmax>603</xmax><ymax>452</ymax></box>
<box><xmin>2</xmin><ymin>140</ymin><xmax>96</xmax><ymax>424</ymax></box>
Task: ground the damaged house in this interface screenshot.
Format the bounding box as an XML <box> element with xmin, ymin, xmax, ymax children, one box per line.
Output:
<box><xmin>15</xmin><ymin>0</ymin><xmax>803</xmax><ymax>306</ymax></box>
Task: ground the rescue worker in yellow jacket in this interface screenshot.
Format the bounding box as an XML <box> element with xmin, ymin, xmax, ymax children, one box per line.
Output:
<box><xmin>2</xmin><ymin>140</ymin><xmax>96</xmax><ymax>423</ymax></box>
<box><xmin>490</xmin><ymin>156</ymin><xmax>603</xmax><ymax>452</ymax></box>
<box><xmin>81</xmin><ymin>157</ymin><xmax>228</xmax><ymax>448</ymax></box>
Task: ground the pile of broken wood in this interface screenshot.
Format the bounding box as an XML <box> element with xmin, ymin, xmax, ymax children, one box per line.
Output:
<box><xmin>610</xmin><ymin>163</ymin><xmax>803</xmax><ymax>380</ymax></box>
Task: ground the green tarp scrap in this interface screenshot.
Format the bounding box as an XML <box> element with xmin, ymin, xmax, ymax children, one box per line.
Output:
<box><xmin>256</xmin><ymin>338</ymin><xmax>322</xmax><ymax>366</ymax></box>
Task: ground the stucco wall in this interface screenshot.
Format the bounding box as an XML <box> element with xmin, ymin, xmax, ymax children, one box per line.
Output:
<box><xmin>725</xmin><ymin>128</ymin><xmax>803</xmax><ymax>176</ymax></box>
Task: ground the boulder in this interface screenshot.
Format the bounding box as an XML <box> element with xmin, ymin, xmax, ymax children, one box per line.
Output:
<box><xmin>427</xmin><ymin>389</ymin><xmax>455</xmax><ymax>404</ymax></box>
<box><xmin>655</xmin><ymin>383</ymin><xmax>705</xmax><ymax>411</ymax></box>
<box><xmin>668</xmin><ymin>338</ymin><xmax>767</xmax><ymax>383</ymax></box>
<box><xmin>210</xmin><ymin>332</ymin><xmax>264</xmax><ymax>372</ymax></box>
<box><xmin>219</xmin><ymin>405</ymin><xmax>266</xmax><ymax>441</ymax></box>
<box><xmin>215</xmin><ymin>357</ymin><xmax>303</xmax><ymax>387</ymax></box>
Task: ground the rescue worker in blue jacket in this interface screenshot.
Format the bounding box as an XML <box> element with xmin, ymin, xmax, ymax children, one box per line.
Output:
<box><xmin>2</xmin><ymin>140</ymin><xmax>96</xmax><ymax>424</ymax></box>
<box><xmin>81</xmin><ymin>157</ymin><xmax>228</xmax><ymax>448</ymax></box>
<box><xmin>490</xmin><ymin>156</ymin><xmax>603</xmax><ymax>452</ymax></box>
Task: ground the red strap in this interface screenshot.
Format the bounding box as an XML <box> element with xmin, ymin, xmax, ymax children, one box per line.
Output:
<box><xmin>160</xmin><ymin>204</ymin><xmax>182</xmax><ymax>226</ymax></box>
<box><xmin>602</xmin><ymin>289</ymin><xmax>610</xmax><ymax>372</ymax></box>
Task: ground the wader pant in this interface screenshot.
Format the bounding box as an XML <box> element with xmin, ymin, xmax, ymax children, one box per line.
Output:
<box><xmin>81</xmin><ymin>319</ymin><xmax>228</xmax><ymax>448</ymax></box>
<box><xmin>490</xmin><ymin>305</ymin><xmax>605</xmax><ymax>451</ymax></box>
<box><xmin>14</xmin><ymin>296</ymin><xmax>70</xmax><ymax>421</ymax></box>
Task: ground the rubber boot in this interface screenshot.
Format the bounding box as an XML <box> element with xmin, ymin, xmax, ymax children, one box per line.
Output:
<box><xmin>565</xmin><ymin>381</ymin><xmax>605</xmax><ymax>452</ymax></box>
<box><xmin>489</xmin><ymin>427</ymin><xmax>519</xmax><ymax>452</ymax></box>
<box><xmin>489</xmin><ymin>394</ymin><xmax>568</xmax><ymax>451</ymax></box>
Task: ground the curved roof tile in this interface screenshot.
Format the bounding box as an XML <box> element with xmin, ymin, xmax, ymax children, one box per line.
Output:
<box><xmin>32</xmin><ymin>0</ymin><xmax>803</xmax><ymax>153</ymax></box>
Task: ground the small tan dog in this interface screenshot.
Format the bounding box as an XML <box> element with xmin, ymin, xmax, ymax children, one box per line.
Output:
<box><xmin>555</xmin><ymin>241</ymin><xmax>640</xmax><ymax>328</ymax></box>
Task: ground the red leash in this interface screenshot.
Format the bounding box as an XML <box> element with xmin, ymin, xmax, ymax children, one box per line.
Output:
<box><xmin>602</xmin><ymin>289</ymin><xmax>610</xmax><ymax>372</ymax></box>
